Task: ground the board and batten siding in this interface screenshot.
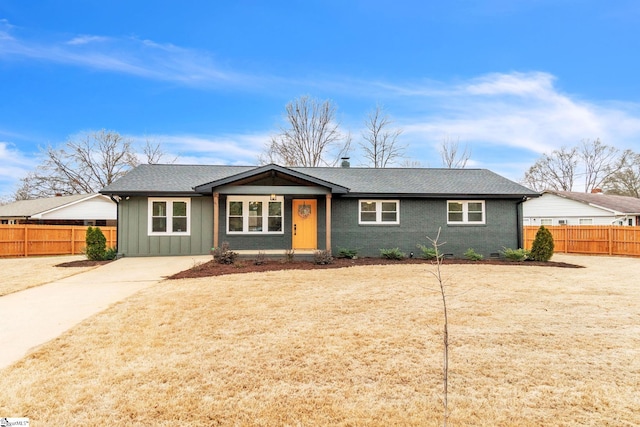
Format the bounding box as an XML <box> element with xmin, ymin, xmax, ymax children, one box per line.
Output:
<box><xmin>523</xmin><ymin>193</ymin><xmax>618</xmax><ymax>225</ymax></box>
<box><xmin>117</xmin><ymin>196</ymin><xmax>213</xmax><ymax>256</ymax></box>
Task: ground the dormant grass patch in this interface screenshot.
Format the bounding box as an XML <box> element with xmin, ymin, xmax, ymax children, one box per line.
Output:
<box><xmin>1</xmin><ymin>254</ymin><xmax>638</xmax><ymax>425</ymax></box>
<box><xmin>0</xmin><ymin>255</ymin><xmax>94</xmax><ymax>296</ymax></box>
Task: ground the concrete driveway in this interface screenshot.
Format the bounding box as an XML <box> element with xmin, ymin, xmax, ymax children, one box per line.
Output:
<box><xmin>0</xmin><ymin>255</ymin><xmax>210</xmax><ymax>370</ymax></box>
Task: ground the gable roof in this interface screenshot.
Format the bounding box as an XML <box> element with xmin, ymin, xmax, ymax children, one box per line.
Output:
<box><xmin>0</xmin><ymin>194</ymin><xmax>107</xmax><ymax>218</ymax></box>
<box><xmin>545</xmin><ymin>191</ymin><xmax>640</xmax><ymax>214</ymax></box>
<box><xmin>100</xmin><ymin>164</ymin><xmax>539</xmax><ymax>198</ymax></box>
<box><xmin>194</xmin><ymin>164</ymin><xmax>349</xmax><ymax>194</ymax></box>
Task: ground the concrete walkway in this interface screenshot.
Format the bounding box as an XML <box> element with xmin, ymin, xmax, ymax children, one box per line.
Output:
<box><xmin>0</xmin><ymin>255</ymin><xmax>210</xmax><ymax>370</ymax></box>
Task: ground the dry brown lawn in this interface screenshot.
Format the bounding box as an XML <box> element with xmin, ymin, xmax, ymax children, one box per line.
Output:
<box><xmin>0</xmin><ymin>254</ymin><xmax>638</xmax><ymax>426</ymax></box>
<box><xmin>0</xmin><ymin>255</ymin><xmax>97</xmax><ymax>297</ymax></box>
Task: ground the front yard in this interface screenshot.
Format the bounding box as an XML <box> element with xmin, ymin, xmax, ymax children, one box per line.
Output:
<box><xmin>0</xmin><ymin>254</ymin><xmax>638</xmax><ymax>425</ymax></box>
<box><xmin>0</xmin><ymin>255</ymin><xmax>99</xmax><ymax>297</ymax></box>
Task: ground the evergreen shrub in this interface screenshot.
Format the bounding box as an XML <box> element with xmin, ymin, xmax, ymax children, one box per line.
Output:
<box><xmin>530</xmin><ymin>226</ymin><xmax>554</xmax><ymax>261</ymax></box>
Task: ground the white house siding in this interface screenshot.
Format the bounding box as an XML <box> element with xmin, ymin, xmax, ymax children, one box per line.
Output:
<box><xmin>36</xmin><ymin>195</ymin><xmax>117</xmax><ymax>220</ymax></box>
<box><xmin>523</xmin><ymin>193</ymin><xmax>620</xmax><ymax>225</ymax></box>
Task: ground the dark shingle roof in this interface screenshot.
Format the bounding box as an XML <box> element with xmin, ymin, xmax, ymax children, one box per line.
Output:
<box><xmin>100</xmin><ymin>164</ymin><xmax>538</xmax><ymax>198</ymax></box>
<box><xmin>548</xmin><ymin>191</ymin><xmax>640</xmax><ymax>214</ymax></box>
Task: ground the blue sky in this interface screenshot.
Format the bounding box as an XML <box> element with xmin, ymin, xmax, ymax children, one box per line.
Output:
<box><xmin>1</xmin><ymin>0</ymin><xmax>639</xmax><ymax>199</ymax></box>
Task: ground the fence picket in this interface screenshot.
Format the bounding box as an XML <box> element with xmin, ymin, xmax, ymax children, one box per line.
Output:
<box><xmin>0</xmin><ymin>225</ymin><xmax>117</xmax><ymax>257</ymax></box>
<box><xmin>524</xmin><ymin>225</ymin><xmax>640</xmax><ymax>257</ymax></box>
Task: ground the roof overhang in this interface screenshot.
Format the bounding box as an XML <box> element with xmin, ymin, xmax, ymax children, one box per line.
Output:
<box><xmin>192</xmin><ymin>164</ymin><xmax>350</xmax><ymax>194</ymax></box>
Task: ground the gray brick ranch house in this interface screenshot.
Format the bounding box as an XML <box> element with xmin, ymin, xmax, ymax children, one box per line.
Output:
<box><xmin>99</xmin><ymin>163</ymin><xmax>539</xmax><ymax>258</ymax></box>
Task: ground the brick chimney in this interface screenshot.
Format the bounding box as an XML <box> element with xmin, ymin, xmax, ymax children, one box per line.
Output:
<box><xmin>591</xmin><ymin>188</ymin><xmax>603</xmax><ymax>194</ymax></box>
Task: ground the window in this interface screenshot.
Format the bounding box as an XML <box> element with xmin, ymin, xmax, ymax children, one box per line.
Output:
<box><xmin>447</xmin><ymin>201</ymin><xmax>485</xmax><ymax>224</ymax></box>
<box><xmin>540</xmin><ymin>218</ymin><xmax>553</xmax><ymax>225</ymax></box>
<box><xmin>227</xmin><ymin>196</ymin><xmax>283</xmax><ymax>234</ymax></box>
<box><xmin>359</xmin><ymin>200</ymin><xmax>399</xmax><ymax>225</ymax></box>
<box><xmin>148</xmin><ymin>198</ymin><xmax>190</xmax><ymax>235</ymax></box>
<box><xmin>579</xmin><ymin>218</ymin><xmax>593</xmax><ymax>225</ymax></box>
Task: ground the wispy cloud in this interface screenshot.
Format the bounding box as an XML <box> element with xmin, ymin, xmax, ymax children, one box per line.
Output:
<box><xmin>129</xmin><ymin>133</ymin><xmax>270</xmax><ymax>165</ymax></box>
<box><xmin>0</xmin><ymin>141</ymin><xmax>38</xmax><ymax>195</ymax></box>
<box><xmin>380</xmin><ymin>72</ymin><xmax>640</xmax><ymax>156</ymax></box>
<box><xmin>66</xmin><ymin>35</ymin><xmax>110</xmax><ymax>45</ymax></box>
<box><xmin>0</xmin><ymin>24</ymin><xmax>250</xmax><ymax>87</ymax></box>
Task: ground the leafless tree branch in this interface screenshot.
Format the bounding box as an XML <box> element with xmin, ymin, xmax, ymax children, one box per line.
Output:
<box><xmin>360</xmin><ymin>104</ymin><xmax>405</xmax><ymax>168</ymax></box>
<box><xmin>440</xmin><ymin>137</ymin><xmax>471</xmax><ymax>169</ymax></box>
<box><xmin>261</xmin><ymin>96</ymin><xmax>351</xmax><ymax>166</ymax></box>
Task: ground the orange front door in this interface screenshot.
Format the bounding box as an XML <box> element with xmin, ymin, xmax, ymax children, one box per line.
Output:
<box><xmin>292</xmin><ymin>199</ymin><xmax>317</xmax><ymax>250</ymax></box>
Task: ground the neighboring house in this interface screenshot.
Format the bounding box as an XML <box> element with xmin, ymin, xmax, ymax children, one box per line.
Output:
<box><xmin>523</xmin><ymin>190</ymin><xmax>640</xmax><ymax>226</ymax></box>
<box><xmin>0</xmin><ymin>193</ymin><xmax>117</xmax><ymax>226</ymax></box>
<box><xmin>99</xmin><ymin>163</ymin><xmax>539</xmax><ymax>258</ymax></box>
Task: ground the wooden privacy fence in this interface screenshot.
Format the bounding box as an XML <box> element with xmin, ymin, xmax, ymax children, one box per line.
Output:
<box><xmin>524</xmin><ymin>225</ymin><xmax>640</xmax><ymax>257</ymax></box>
<box><xmin>0</xmin><ymin>225</ymin><xmax>117</xmax><ymax>257</ymax></box>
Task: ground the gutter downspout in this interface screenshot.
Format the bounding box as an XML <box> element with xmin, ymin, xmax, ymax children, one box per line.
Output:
<box><xmin>109</xmin><ymin>195</ymin><xmax>120</xmax><ymax>256</ymax></box>
<box><xmin>517</xmin><ymin>197</ymin><xmax>526</xmax><ymax>249</ymax></box>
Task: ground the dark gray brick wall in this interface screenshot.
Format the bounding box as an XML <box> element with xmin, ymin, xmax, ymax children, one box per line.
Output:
<box><xmin>330</xmin><ymin>198</ymin><xmax>521</xmax><ymax>258</ymax></box>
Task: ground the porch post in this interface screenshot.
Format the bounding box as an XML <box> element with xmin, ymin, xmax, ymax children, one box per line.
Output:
<box><xmin>213</xmin><ymin>192</ymin><xmax>219</xmax><ymax>248</ymax></box>
<box><xmin>325</xmin><ymin>193</ymin><xmax>332</xmax><ymax>252</ymax></box>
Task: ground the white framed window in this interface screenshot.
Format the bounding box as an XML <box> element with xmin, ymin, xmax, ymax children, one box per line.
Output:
<box><xmin>148</xmin><ymin>198</ymin><xmax>190</xmax><ymax>235</ymax></box>
<box><xmin>579</xmin><ymin>218</ymin><xmax>593</xmax><ymax>225</ymax></box>
<box><xmin>540</xmin><ymin>218</ymin><xmax>553</xmax><ymax>225</ymax></box>
<box><xmin>227</xmin><ymin>196</ymin><xmax>284</xmax><ymax>234</ymax></box>
<box><xmin>447</xmin><ymin>200</ymin><xmax>485</xmax><ymax>224</ymax></box>
<box><xmin>359</xmin><ymin>200</ymin><xmax>400</xmax><ymax>225</ymax></box>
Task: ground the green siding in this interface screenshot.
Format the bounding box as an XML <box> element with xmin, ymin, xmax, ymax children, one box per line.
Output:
<box><xmin>117</xmin><ymin>196</ymin><xmax>213</xmax><ymax>256</ymax></box>
<box><xmin>117</xmin><ymin>195</ymin><xmax>521</xmax><ymax>258</ymax></box>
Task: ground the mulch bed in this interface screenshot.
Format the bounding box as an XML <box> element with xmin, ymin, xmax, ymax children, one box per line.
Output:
<box><xmin>168</xmin><ymin>256</ymin><xmax>583</xmax><ymax>280</ymax></box>
<box><xmin>56</xmin><ymin>260</ymin><xmax>114</xmax><ymax>268</ymax></box>
<box><xmin>55</xmin><ymin>256</ymin><xmax>582</xmax><ymax>277</ymax></box>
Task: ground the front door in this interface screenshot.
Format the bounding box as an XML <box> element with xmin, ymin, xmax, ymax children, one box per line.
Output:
<box><xmin>292</xmin><ymin>199</ymin><xmax>317</xmax><ymax>250</ymax></box>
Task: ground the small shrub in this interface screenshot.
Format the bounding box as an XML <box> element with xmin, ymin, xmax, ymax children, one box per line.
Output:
<box><xmin>85</xmin><ymin>226</ymin><xmax>107</xmax><ymax>261</ymax></box>
<box><xmin>530</xmin><ymin>226</ymin><xmax>554</xmax><ymax>261</ymax></box>
<box><xmin>283</xmin><ymin>249</ymin><xmax>295</xmax><ymax>263</ymax></box>
<box><xmin>104</xmin><ymin>246</ymin><xmax>118</xmax><ymax>260</ymax></box>
<box><xmin>253</xmin><ymin>251</ymin><xmax>267</xmax><ymax>265</ymax></box>
<box><xmin>211</xmin><ymin>241</ymin><xmax>238</xmax><ymax>264</ymax></box>
<box><xmin>501</xmin><ymin>247</ymin><xmax>530</xmax><ymax>262</ymax></box>
<box><xmin>234</xmin><ymin>260</ymin><xmax>246</xmax><ymax>269</ymax></box>
<box><xmin>417</xmin><ymin>244</ymin><xmax>439</xmax><ymax>260</ymax></box>
<box><xmin>463</xmin><ymin>248</ymin><xmax>484</xmax><ymax>261</ymax></box>
<box><xmin>380</xmin><ymin>247</ymin><xmax>406</xmax><ymax>260</ymax></box>
<box><xmin>313</xmin><ymin>250</ymin><xmax>333</xmax><ymax>265</ymax></box>
<box><xmin>336</xmin><ymin>247</ymin><xmax>359</xmax><ymax>259</ymax></box>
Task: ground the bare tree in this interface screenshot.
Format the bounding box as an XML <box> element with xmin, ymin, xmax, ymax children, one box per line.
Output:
<box><xmin>523</xmin><ymin>140</ymin><xmax>625</xmax><ymax>193</ymax></box>
<box><xmin>15</xmin><ymin>130</ymin><xmax>139</xmax><ymax>200</ymax></box>
<box><xmin>261</xmin><ymin>96</ymin><xmax>351</xmax><ymax>166</ymax></box>
<box><xmin>522</xmin><ymin>146</ymin><xmax>579</xmax><ymax>192</ymax></box>
<box><xmin>425</xmin><ymin>228</ymin><xmax>449</xmax><ymax>426</ymax></box>
<box><xmin>360</xmin><ymin>104</ymin><xmax>404</xmax><ymax>168</ymax></box>
<box><xmin>398</xmin><ymin>159</ymin><xmax>424</xmax><ymax>168</ymax></box>
<box><xmin>439</xmin><ymin>137</ymin><xmax>471</xmax><ymax>168</ymax></box>
<box><xmin>580</xmin><ymin>138</ymin><xmax>622</xmax><ymax>192</ymax></box>
<box><xmin>141</xmin><ymin>138</ymin><xmax>177</xmax><ymax>164</ymax></box>
<box><xmin>604</xmin><ymin>150</ymin><xmax>640</xmax><ymax>197</ymax></box>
